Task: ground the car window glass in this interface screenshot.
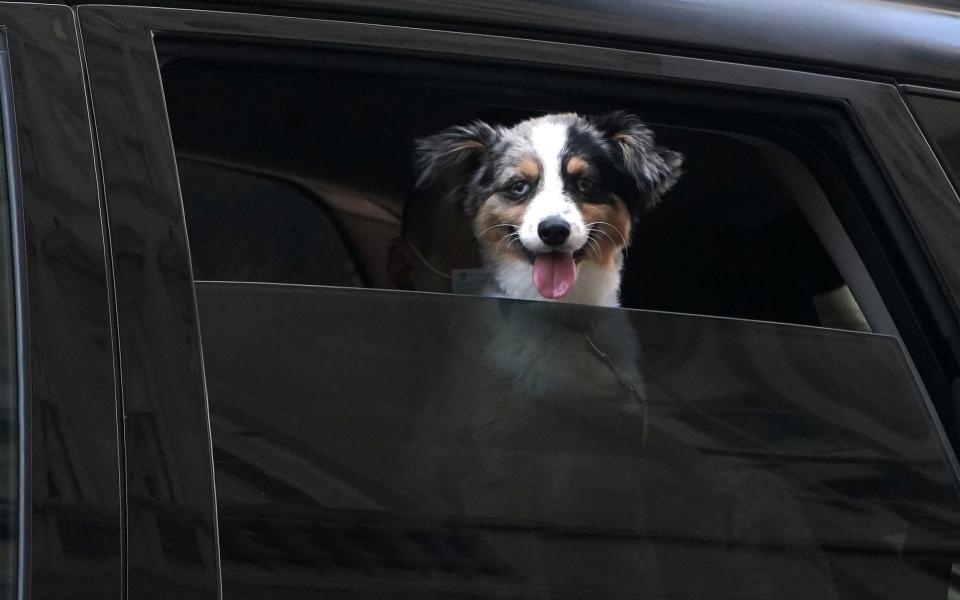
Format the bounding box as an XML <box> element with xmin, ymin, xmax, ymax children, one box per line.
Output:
<box><xmin>906</xmin><ymin>93</ymin><xmax>960</xmax><ymax>193</ymax></box>
<box><xmin>200</xmin><ymin>282</ymin><xmax>960</xmax><ymax>600</ymax></box>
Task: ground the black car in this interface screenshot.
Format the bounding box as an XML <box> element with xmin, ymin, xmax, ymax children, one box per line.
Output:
<box><xmin>3</xmin><ymin>1</ymin><xmax>960</xmax><ymax>598</ymax></box>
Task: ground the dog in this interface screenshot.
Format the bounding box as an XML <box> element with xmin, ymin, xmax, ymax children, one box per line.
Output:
<box><xmin>413</xmin><ymin>111</ymin><xmax>683</xmax><ymax>306</ymax></box>
<box><xmin>392</xmin><ymin>112</ymin><xmax>687</xmax><ymax>590</ymax></box>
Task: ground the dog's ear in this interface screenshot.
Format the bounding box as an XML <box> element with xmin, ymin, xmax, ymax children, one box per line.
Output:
<box><xmin>414</xmin><ymin>121</ymin><xmax>497</xmax><ymax>190</ymax></box>
<box><xmin>589</xmin><ymin>110</ymin><xmax>683</xmax><ymax>210</ymax></box>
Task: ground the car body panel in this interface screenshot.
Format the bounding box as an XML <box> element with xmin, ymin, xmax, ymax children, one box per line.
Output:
<box><xmin>0</xmin><ymin>3</ymin><xmax>123</xmax><ymax>598</ymax></box>
<box><xmin>66</xmin><ymin>0</ymin><xmax>960</xmax><ymax>89</ymax></box>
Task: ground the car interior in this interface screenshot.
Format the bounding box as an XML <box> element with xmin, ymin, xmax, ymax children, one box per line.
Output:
<box><xmin>158</xmin><ymin>42</ymin><xmax>900</xmax><ymax>335</ymax></box>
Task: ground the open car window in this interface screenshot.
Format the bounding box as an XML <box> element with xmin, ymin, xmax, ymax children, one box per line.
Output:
<box><xmin>159</xmin><ymin>49</ymin><xmax>892</xmax><ymax>334</ymax></box>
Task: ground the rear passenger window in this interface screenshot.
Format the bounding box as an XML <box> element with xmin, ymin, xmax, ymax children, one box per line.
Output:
<box><xmin>161</xmin><ymin>51</ymin><xmax>884</xmax><ymax>331</ymax></box>
<box><xmin>158</xmin><ymin>42</ymin><xmax>960</xmax><ymax>599</ymax></box>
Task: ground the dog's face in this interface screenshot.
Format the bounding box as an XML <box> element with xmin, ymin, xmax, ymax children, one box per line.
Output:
<box><xmin>415</xmin><ymin>111</ymin><xmax>682</xmax><ymax>304</ymax></box>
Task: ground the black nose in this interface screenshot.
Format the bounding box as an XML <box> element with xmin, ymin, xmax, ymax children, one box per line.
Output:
<box><xmin>538</xmin><ymin>217</ymin><xmax>571</xmax><ymax>247</ymax></box>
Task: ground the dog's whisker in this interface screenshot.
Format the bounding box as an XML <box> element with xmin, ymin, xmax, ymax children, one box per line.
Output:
<box><xmin>584</xmin><ymin>243</ymin><xmax>595</xmax><ymax>261</ymax></box>
<box><xmin>586</xmin><ymin>237</ymin><xmax>603</xmax><ymax>260</ymax></box>
<box><xmin>477</xmin><ymin>225</ymin><xmax>519</xmax><ymax>253</ymax></box>
<box><xmin>589</xmin><ymin>227</ymin><xmax>617</xmax><ymax>246</ymax></box>
<box><xmin>477</xmin><ymin>223</ymin><xmax>519</xmax><ymax>239</ymax></box>
<box><xmin>495</xmin><ymin>231</ymin><xmax>521</xmax><ymax>251</ymax></box>
<box><xmin>587</xmin><ymin>221</ymin><xmax>629</xmax><ymax>247</ymax></box>
<box><xmin>581</xmin><ymin>234</ymin><xmax>598</xmax><ymax>259</ymax></box>
<box><xmin>586</xmin><ymin>227</ymin><xmax>616</xmax><ymax>254</ymax></box>
<box><xmin>587</xmin><ymin>221</ymin><xmax>629</xmax><ymax>259</ymax></box>
<box><xmin>502</xmin><ymin>236</ymin><xmax>523</xmax><ymax>255</ymax></box>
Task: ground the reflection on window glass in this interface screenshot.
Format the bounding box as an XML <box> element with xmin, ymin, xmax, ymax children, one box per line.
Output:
<box><xmin>907</xmin><ymin>93</ymin><xmax>960</xmax><ymax>192</ymax></box>
<box><xmin>178</xmin><ymin>159</ymin><xmax>363</xmax><ymax>287</ymax></box>
<box><xmin>197</xmin><ymin>282</ymin><xmax>960</xmax><ymax>600</ymax></box>
<box><xmin>0</xmin><ymin>47</ymin><xmax>16</xmax><ymax>599</ymax></box>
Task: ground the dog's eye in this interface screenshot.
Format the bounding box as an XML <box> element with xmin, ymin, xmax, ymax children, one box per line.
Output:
<box><xmin>576</xmin><ymin>178</ymin><xmax>597</xmax><ymax>194</ymax></box>
<box><xmin>507</xmin><ymin>180</ymin><xmax>531</xmax><ymax>198</ymax></box>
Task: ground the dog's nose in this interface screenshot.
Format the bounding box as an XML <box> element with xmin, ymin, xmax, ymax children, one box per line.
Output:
<box><xmin>538</xmin><ymin>217</ymin><xmax>571</xmax><ymax>247</ymax></box>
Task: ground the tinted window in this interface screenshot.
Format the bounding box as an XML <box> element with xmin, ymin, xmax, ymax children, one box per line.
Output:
<box><xmin>907</xmin><ymin>93</ymin><xmax>960</xmax><ymax>191</ymax></box>
<box><xmin>199</xmin><ymin>282</ymin><xmax>960</xmax><ymax>600</ymax></box>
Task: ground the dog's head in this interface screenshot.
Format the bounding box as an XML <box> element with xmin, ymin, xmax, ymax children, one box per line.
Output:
<box><xmin>414</xmin><ymin>111</ymin><xmax>682</xmax><ymax>303</ymax></box>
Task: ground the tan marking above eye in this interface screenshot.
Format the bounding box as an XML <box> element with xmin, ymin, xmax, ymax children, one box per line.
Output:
<box><xmin>565</xmin><ymin>156</ymin><xmax>589</xmax><ymax>175</ymax></box>
<box><xmin>516</xmin><ymin>158</ymin><xmax>541</xmax><ymax>179</ymax></box>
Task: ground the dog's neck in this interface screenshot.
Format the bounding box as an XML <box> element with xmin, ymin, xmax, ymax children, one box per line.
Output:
<box><xmin>483</xmin><ymin>253</ymin><xmax>624</xmax><ymax>307</ymax></box>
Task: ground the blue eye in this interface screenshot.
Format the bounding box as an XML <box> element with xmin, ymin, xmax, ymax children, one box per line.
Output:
<box><xmin>507</xmin><ymin>180</ymin><xmax>531</xmax><ymax>197</ymax></box>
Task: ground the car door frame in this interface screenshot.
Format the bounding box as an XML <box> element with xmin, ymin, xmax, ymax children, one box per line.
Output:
<box><xmin>0</xmin><ymin>3</ymin><xmax>123</xmax><ymax>599</ymax></box>
<box><xmin>76</xmin><ymin>4</ymin><xmax>960</xmax><ymax>596</ymax></box>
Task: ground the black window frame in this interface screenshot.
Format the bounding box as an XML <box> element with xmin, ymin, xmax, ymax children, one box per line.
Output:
<box><xmin>77</xmin><ymin>5</ymin><xmax>960</xmax><ymax>597</ymax></box>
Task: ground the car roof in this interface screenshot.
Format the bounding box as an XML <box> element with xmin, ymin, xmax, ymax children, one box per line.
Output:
<box><xmin>66</xmin><ymin>0</ymin><xmax>960</xmax><ymax>88</ymax></box>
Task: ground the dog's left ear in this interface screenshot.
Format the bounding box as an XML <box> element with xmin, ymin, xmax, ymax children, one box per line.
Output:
<box><xmin>589</xmin><ymin>110</ymin><xmax>684</xmax><ymax>210</ymax></box>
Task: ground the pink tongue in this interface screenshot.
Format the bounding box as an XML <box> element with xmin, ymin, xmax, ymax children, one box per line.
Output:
<box><xmin>532</xmin><ymin>252</ymin><xmax>576</xmax><ymax>299</ymax></box>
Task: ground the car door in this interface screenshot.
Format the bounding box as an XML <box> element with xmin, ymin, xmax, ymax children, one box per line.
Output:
<box><xmin>0</xmin><ymin>4</ymin><xmax>122</xmax><ymax>600</ymax></box>
<box><xmin>78</xmin><ymin>5</ymin><xmax>960</xmax><ymax>599</ymax></box>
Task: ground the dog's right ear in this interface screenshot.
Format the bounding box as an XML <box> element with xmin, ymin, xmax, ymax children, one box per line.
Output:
<box><xmin>589</xmin><ymin>110</ymin><xmax>683</xmax><ymax>212</ymax></box>
<box><xmin>414</xmin><ymin>121</ymin><xmax>497</xmax><ymax>189</ymax></box>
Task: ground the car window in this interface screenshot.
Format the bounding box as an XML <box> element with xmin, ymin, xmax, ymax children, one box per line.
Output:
<box><xmin>199</xmin><ymin>282</ymin><xmax>960</xmax><ymax>600</ymax></box>
<box><xmin>160</xmin><ymin>54</ymin><xmax>883</xmax><ymax>333</ymax></box>
<box><xmin>906</xmin><ymin>92</ymin><xmax>960</xmax><ymax>193</ymax></box>
<box><xmin>150</xmin><ymin>41</ymin><xmax>960</xmax><ymax>600</ymax></box>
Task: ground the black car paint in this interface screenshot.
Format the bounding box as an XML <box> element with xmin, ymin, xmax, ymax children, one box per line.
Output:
<box><xmin>28</xmin><ymin>0</ymin><xmax>960</xmax><ymax>89</ymax></box>
<box><xmin>0</xmin><ymin>4</ymin><xmax>123</xmax><ymax>599</ymax></box>
<box><xmin>0</xmin><ymin>0</ymin><xmax>956</xmax><ymax>598</ymax></box>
